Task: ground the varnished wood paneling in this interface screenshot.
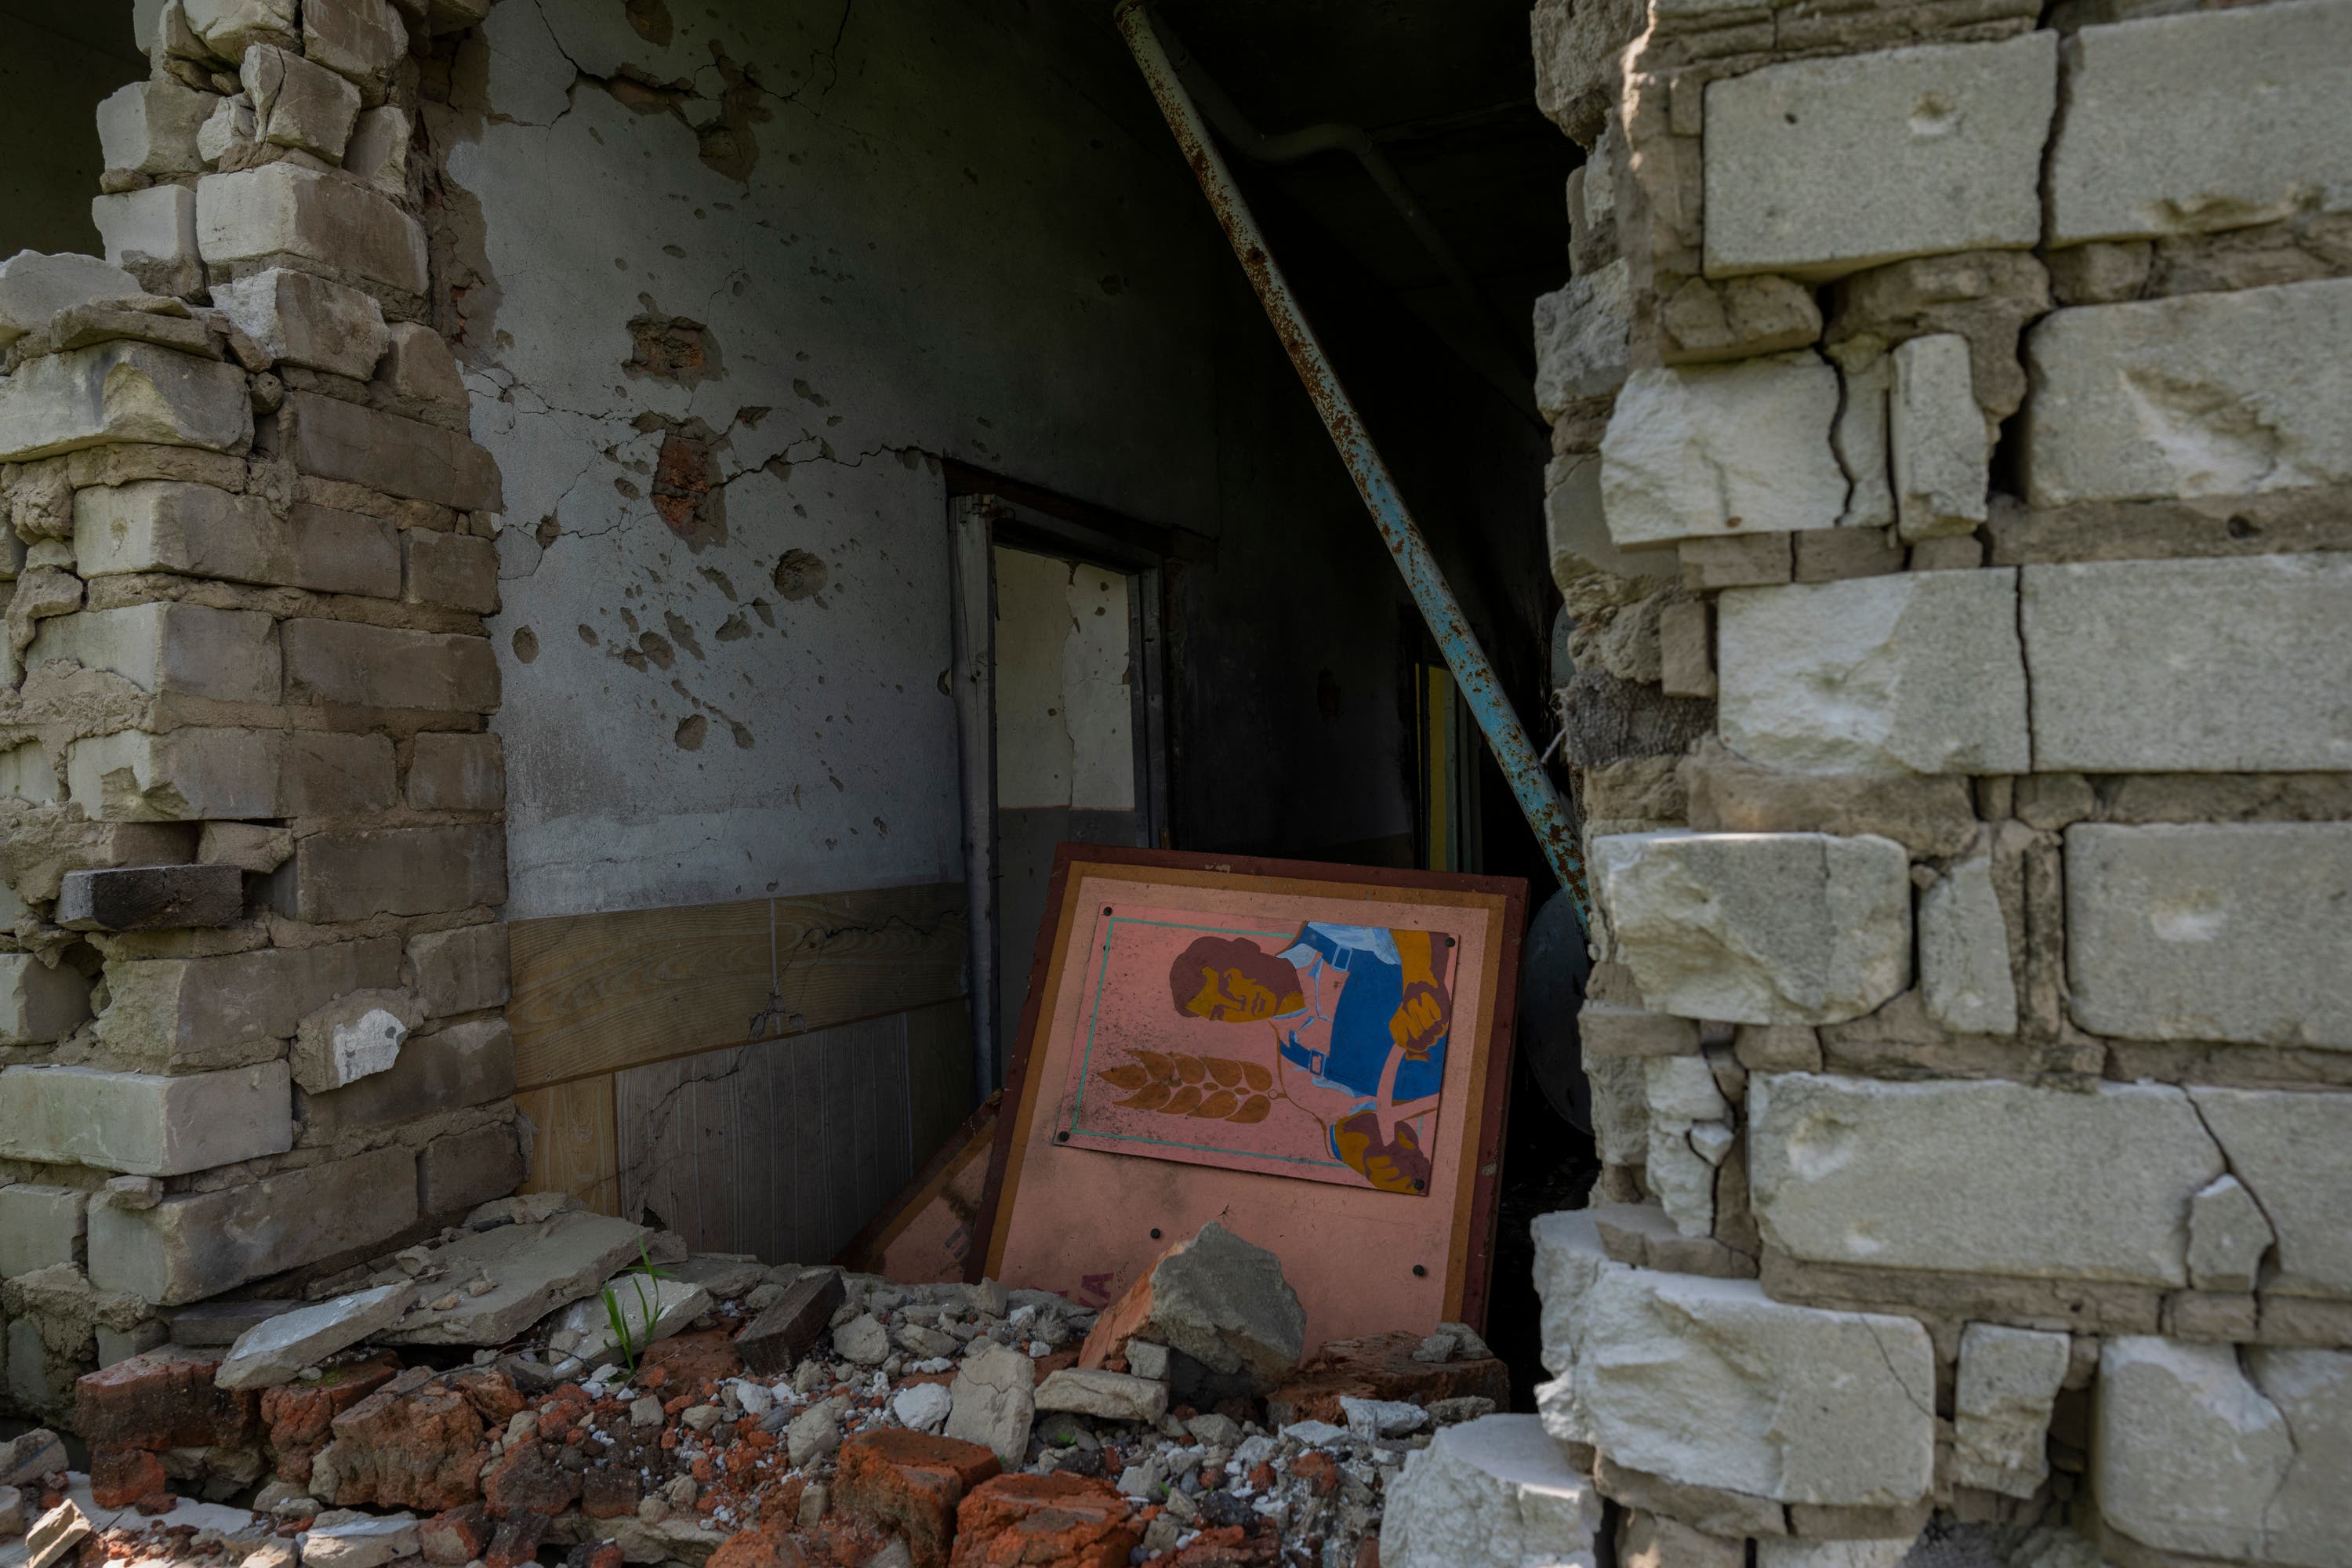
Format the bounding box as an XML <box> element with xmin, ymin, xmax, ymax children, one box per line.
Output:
<box><xmin>516</xmin><ymin>1075</ymin><xmax>621</xmax><ymax>1216</ymax></box>
<box><xmin>508</xmin><ymin>884</ymin><xmax>967</xmax><ymax>1091</ymax></box>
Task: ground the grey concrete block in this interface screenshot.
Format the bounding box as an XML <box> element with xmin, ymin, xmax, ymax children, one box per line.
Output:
<box><xmin>0</xmin><ymin>1185</ymin><xmax>87</xmax><ymax>1279</ymax></box>
<box><xmin>206</xmin><ymin>268</ymin><xmax>387</xmax><ymax>379</ymax></box>
<box><xmin>1703</xmin><ymin>34</ymin><xmax>2055</xmax><ymax>280</ymax></box>
<box><xmin>0</xmin><ymin>954</ymin><xmax>93</xmax><ymax>1047</ymax></box>
<box><xmin>1717</xmin><ymin>570</ymin><xmax>2028</xmax><ymax>777</ymax></box>
<box><xmin>1601</xmin><ymin>354</ymin><xmax>1846</xmax><ymax>546</ymax></box>
<box><xmin>2020</xmin><ymin>279</ymin><xmax>2352</xmax><ymax>507</ymax></box>
<box><xmin>416</xmin><ymin>1122</ymin><xmax>524</xmax><ymax>1217</ymax></box>
<box><xmin>276</xmin><ymin>824</ymin><xmax>506</xmax><ymax>922</ymax></box>
<box><xmin>2046</xmin><ymin>1</ymin><xmax>2352</xmax><ymax>245</ymax></box>
<box><xmin>96</xmin><ymin>937</ymin><xmax>402</xmax><ymax>1073</ymax></box>
<box><xmin>406</xmin><ymin>922</ymin><xmax>509</xmax><ymax>1018</ymax></box>
<box><xmin>402</xmin><ymin>530</ymin><xmax>498</xmax><ymax>614</ymax></box>
<box><xmin>2067</xmin><ymin>822</ymin><xmax>2352</xmax><ymax>1049</ymax></box>
<box><xmin>87</xmin><ymin>1145</ymin><xmax>416</xmax><ymax>1305</ymax></box>
<box><xmin>2021</xmin><ymin>554</ymin><xmax>2352</xmax><ymax>773</ymax></box>
<box><xmin>0</xmin><ymin>1062</ymin><xmax>292</xmax><ymax>1176</ymax></box>
<box><xmin>0</xmin><ymin>341</ymin><xmax>251</xmax><ymax>465</ymax></box>
<box><xmin>282</xmin><ymin>619</ymin><xmax>497</xmax><ymax>712</ymax></box>
<box><xmin>279</xmin><ymin>391</ymin><xmax>501</xmax><ymax>512</ymax></box>
<box><xmin>56</xmin><ymin>863</ymin><xmax>244</xmax><ymax>931</ymax></box>
<box><xmin>28</xmin><ymin>602</ymin><xmax>281</xmax><ymax>704</ymax></box>
<box><xmin>403</xmin><ymin>732</ymin><xmax>503</xmax><ymax>812</ymax></box>
<box><xmin>296</xmin><ymin>1014</ymin><xmax>514</xmax><ymax>1139</ymax></box>
<box><xmin>1749</xmin><ymin>1073</ymin><xmax>2223</xmax><ymax>1286</ymax></box>
<box><xmin>194</xmin><ymin>163</ymin><xmax>427</xmax><ymax>296</ymax></box>
<box><xmin>75</xmin><ymin>481</ymin><xmax>403</xmax><ymax>598</ymax></box>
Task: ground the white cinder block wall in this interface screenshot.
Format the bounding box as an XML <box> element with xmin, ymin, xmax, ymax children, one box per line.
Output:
<box><xmin>1390</xmin><ymin>0</ymin><xmax>2352</xmax><ymax>1564</ymax></box>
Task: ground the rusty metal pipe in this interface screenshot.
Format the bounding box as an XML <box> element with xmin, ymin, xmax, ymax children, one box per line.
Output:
<box><xmin>1114</xmin><ymin>0</ymin><xmax>1591</xmax><ymax>926</ymax></box>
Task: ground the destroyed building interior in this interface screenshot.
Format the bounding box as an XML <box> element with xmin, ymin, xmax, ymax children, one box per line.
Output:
<box><xmin>0</xmin><ymin>0</ymin><xmax>2347</xmax><ymax>1565</ymax></box>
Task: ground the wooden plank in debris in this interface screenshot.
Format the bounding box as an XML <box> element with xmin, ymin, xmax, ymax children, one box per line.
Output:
<box><xmin>506</xmin><ymin>883</ymin><xmax>969</xmax><ymax>1090</ymax></box>
<box><xmin>734</xmin><ymin>1268</ymin><xmax>846</xmax><ymax>1375</ymax></box>
<box><xmin>515</xmin><ymin>1074</ymin><xmax>622</xmax><ymax>1216</ymax></box>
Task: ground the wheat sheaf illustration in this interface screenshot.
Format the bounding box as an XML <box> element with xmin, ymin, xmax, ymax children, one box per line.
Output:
<box><xmin>1098</xmin><ymin>1051</ymin><xmax>1275</xmax><ymax>1123</ymax></box>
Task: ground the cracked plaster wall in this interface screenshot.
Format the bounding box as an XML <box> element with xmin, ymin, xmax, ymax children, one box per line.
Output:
<box><xmin>434</xmin><ymin>0</ymin><xmax>1423</xmax><ymax>916</ymax></box>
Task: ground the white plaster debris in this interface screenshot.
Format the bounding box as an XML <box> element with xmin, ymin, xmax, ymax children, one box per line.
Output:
<box><xmin>1381</xmin><ymin>1414</ymin><xmax>1602</xmax><ymax>1568</ymax></box>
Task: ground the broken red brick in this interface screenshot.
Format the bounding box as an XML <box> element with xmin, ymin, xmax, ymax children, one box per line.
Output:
<box><xmin>642</xmin><ymin>1330</ymin><xmax>744</xmax><ymax>1387</ymax></box>
<box><xmin>89</xmin><ymin>1449</ymin><xmax>168</xmax><ymax>1510</ymax></box>
<box><xmin>1265</xmin><ymin>1331</ymin><xmax>1508</xmax><ymax>1428</ymax></box>
<box><xmin>706</xmin><ymin>1518</ymin><xmax>815</xmax><ymax>1568</ymax></box>
<box><xmin>75</xmin><ymin>1348</ymin><xmax>258</xmax><ymax>1453</ymax></box>
<box><xmin>1149</xmin><ymin>1523</ymin><xmax>1279</xmax><ymax>1567</ymax></box>
<box><xmin>451</xmin><ymin>1367</ymin><xmax>529</xmax><ymax>1427</ymax></box>
<box><xmin>133</xmin><ymin>1491</ymin><xmax>180</xmax><ymax>1517</ymax></box>
<box><xmin>581</xmin><ymin>1465</ymin><xmax>644</xmax><ymax>1519</ymax></box>
<box><xmin>485</xmin><ymin>1511</ymin><xmax>550</xmax><ymax>1568</ymax></box>
<box><xmin>261</xmin><ymin>1356</ymin><xmax>401</xmax><ymax>1484</ymax></box>
<box><xmin>564</xmin><ymin>1541</ymin><xmax>626</xmax><ymax>1568</ymax></box>
<box><xmin>835</xmin><ymin>1430</ymin><xmax>1003</xmax><ymax>1568</ymax></box>
<box><xmin>482</xmin><ymin>1440</ymin><xmax>583</xmax><ymax>1517</ymax></box>
<box><xmin>950</xmin><ymin>1473</ymin><xmax>1140</xmax><ymax>1568</ymax></box>
<box><xmin>420</xmin><ymin>1501</ymin><xmax>492</xmax><ymax>1566</ymax></box>
<box><xmin>323</xmin><ymin>1372</ymin><xmax>491</xmax><ymax>1511</ymax></box>
<box><xmin>1287</xmin><ymin>1453</ymin><xmax>1338</xmax><ymax>1498</ymax></box>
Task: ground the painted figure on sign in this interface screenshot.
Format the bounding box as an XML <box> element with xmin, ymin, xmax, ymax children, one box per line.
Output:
<box><xmin>1166</xmin><ymin>924</ymin><xmax>1451</xmax><ymax>1193</ymax></box>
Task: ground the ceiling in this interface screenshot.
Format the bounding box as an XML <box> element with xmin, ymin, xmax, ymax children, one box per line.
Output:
<box><xmin>1143</xmin><ymin>0</ymin><xmax>1577</xmax><ymax>408</ymax></box>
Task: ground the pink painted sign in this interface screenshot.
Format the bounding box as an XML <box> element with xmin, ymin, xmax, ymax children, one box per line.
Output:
<box><xmin>1051</xmin><ymin>905</ymin><xmax>1459</xmax><ymax>1194</ymax></box>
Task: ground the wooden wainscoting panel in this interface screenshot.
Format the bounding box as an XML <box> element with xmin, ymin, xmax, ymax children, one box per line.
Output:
<box><xmin>613</xmin><ymin>1007</ymin><xmax>968</xmax><ymax>1265</ymax></box>
<box><xmin>516</xmin><ymin>1074</ymin><xmax>622</xmax><ymax>1216</ymax></box>
<box><xmin>509</xmin><ymin>883</ymin><xmax>967</xmax><ymax>1091</ymax></box>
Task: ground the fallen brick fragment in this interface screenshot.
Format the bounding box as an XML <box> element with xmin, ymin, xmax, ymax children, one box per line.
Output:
<box><xmin>74</xmin><ymin>1347</ymin><xmax>258</xmax><ymax>1452</ymax></box>
<box><xmin>950</xmin><ymin>1473</ymin><xmax>1140</xmax><ymax>1568</ymax></box>
<box><xmin>836</xmin><ymin>1429</ymin><xmax>1003</xmax><ymax>1568</ymax></box>
<box><xmin>419</xmin><ymin>1501</ymin><xmax>491</xmax><ymax>1565</ymax></box>
<box><xmin>320</xmin><ymin>1370</ymin><xmax>491</xmax><ymax>1510</ymax></box>
<box><xmin>481</xmin><ymin>1439</ymin><xmax>581</xmax><ymax>1516</ymax></box>
<box><xmin>89</xmin><ymin>1447</ymin><xmax>168</xmax><ymax>1510</ymax></box>
<box><xmin>260</xmin><ymin>1355</ymin><xmax>401</xmax><ymax>1484</ymax></box>
<box><xmin>483</xmin><ymin>1509</ymin><xmax>548</xmax><ymax>1568</ymax></box>
<box><xmin>1264</xmin><ymin>1331</ymin><xmax>1508</xmax><ymax>1428</ymax></box>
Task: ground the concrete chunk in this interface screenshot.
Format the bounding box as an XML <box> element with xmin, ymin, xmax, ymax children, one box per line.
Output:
<box><xmin>207</xmin><ymin>268</ymin><xmax>387</xmax><ymax>379</ymax></box>
<box><xmin>241</xmin><ymin>44</ymin><xmax>360</xmax><ymax>160</ymax></box>
<box><xmin>385</xmin><ymin>1210</ymin><xmax>649</xmax><ymax>1345</ymax></box>
<box><xmin>1035</xmin><ymin>1368</ymin><xmax>1169</xmax><ymax>1424</ymax></box>
<box><xmin>2183</xmin><ymin>1174</ymin><xmax>2271</xmax><ymax>1295</ymax></box>
<box><xmin>1918</xmin><ymin>848</ymin><xmax>2016</xmax><ymax>1036</ymax></box>
<box><xmin>2066</xmin><ymin>823</ymin><xmax>2352</xmax><ymax>1048</ymax></box>
<box><xmin>88</xmin><ymin>1145</ymin><xmax>416</xmax><ymax>1305</ymax></box>
<box><xmin>549</xmin><ymin>1276</ymin><xmax>710</xmax><ymax>1372</ymax></box>
<box><xmin>181</xmin><ymin>0</ymin><xmax>299</xmax><ymax>56</ymax></box>
<box><xmin>1718</xmin><ymin>570</ymin><xmax>2027</xmax><ymax>777</ymax></box>
<box><xmin>2046</xmin><ymin>1</ymin><xmax>2352</xmax><ymax>245</ymax></box>
<box><xmin>1534</xmin><ymin>260</ymin><xmax>1632</xmax><ymax>412</ymax></box>
<box><xmin>96</xmin><ymin>79</ymin><xmax>215</xmax><ymax>176</ymax></box>
<box><xmin>0</xmin><ymin>252</ymin><xmax>143</xmax><ymax>350</ymax></box>
<box><xmin>404</xmin><ymin>731</ymin><xmax>503</xmax><ymax>811</ymax></box>
<box><xmin>278</xmin><ymin>824</ymin><xmax>506</xmax><ymax>922</ymax></box>
<box><xmin>303</xmin><ymin>0</ymin><xmax>408</xmax><ymax>90</ymax></box>
<box><xmin>944</xmin><ymin>1341</ymin><xmax>1036</xmax><ymax>1471</ymax></box>
<box><xmin>0</xmin><ymin>341</ymin><xmax>251</xmax><ymax>464</ymax></box>
<box><xmin>1889</xmin><ymin>334</ymin><xmax>1985</xmax><ymax>541</ymax></box>
<box><xmin>343</xmin><ymin>107</ymin><xmax>412</xmax><ymax>199</ymax></box>
<box><xmin>0</xmin><ymin>1185</ymin><xmax>87</xmax><ymax>1279</ymax></box>
<box><xmin>415</xmin><ymin>1122</ymin><xmax>524</xmax><ymax>1216</ymax></box>
<box><xmin>1703</xmin><ymin>34</ymin><xmax>2055</xmax><ymax>280</ymax></box>
<box><xmin>0</xmin><ymin>1062</ymin><xmax>293</xmax><ymax>1176</ymax></box>
<box><xmin>1078</xmin><ymin>1221</ymin><xmax>1307</xmax><ymax>1399</ymax></box>
<box><xmin>281</xmin><ymin>391</ymin><xmax>501</xmax><ymax>511</ymax></box>
<box><xmin>1600</xmin><ymin>354</ymin><xmax>1846</xmax><ymax>546</ymax></box>
<box><xmin>56</xmin><ymin>862</ymin><xmax>243</xmax><ymax>930</ymax></box>
<box><xmin>2189</xmin><ymin>1088</ymin><xmax>2350</xmax><ymax>1299</ymax></box>
<box><xmin>195</xmin><ymin>164</ymin><xmax>427</xmax><ymax>296</ymax></box>
<box><xmin>377</xmin><ymin>321</ymin><xmax>465</xmax><ymax>409</ymax></box>
<box><xmin>2020</xmin><ymin>280</ymin><xmax>2352</xmax><ymax>507</ymax></box>
<box><xmin>2021</xmin><ymin>555</ymin><xmax>2352</xmax><ymax>774</ymax></box>
<box><xmin>2094</xmin><ymin>1338</ymin><xmax>2293</xmax><ymax>1565</ymax></box>
<box><xmin>289</xmin><ymin>988</ymin><xmax>420</xmax><ymax>1093</ymax></box>
<box><xmin>1748</xmin><ymin>1073</ymin><xmax>2223</xmax><ymax>1285</ymax></box>
<box><xmin>93</xmin><ymin>187</ymin><xmax>198</xmax><ymax>275</ymax></box>
<box><xmin>1533</xmin><ymin>1210</ymin><xmax>1934</xmax><ymax>1504</ymax></box>
<box><xmin>28</xmin><ymin>601</ymin><xmax>279</xmax><ymax>703</ymax></box>
<box><xmin>76</xmin><ymin>481</ymin><xmax>401</xmax><ymax>597</ymax></box>
<box><xmin>216</xmin><ymin>1283</ymin><xmax>413</xmax><ymax>1389</ymax></box>
<box><xmin>96</xmin><ymin>937</ymin><xmax>402</xmax><ymax>1073</ymax></box>
<box><xmin>1594</xmin><ymin>831</ymin><xmax>1911</xmax><ymax>1025</ymax></box>
<box><xmin>1951</xmin><ymin>1324</ymin><xmax>2067</xmax><ymax>1498</ymax></box>
<box><xmin>1381</xmin><ymin>1414</ymin><xmax>1601</xmax><ymax>1568</ymax></box>
<box><xmin>284</xmin><ymin>619</ymin><xmax>497</xmax><ymax>711</ymax></box>
<box><xmin>406</xmin><ymin>922</ymin><xmax>509</xmax><ymax>1017</ymax></box>
<box><xmin>735</xmin><ymin>1269</ymin><xmax>846</xmax><ymax>1376</ymax></box>
<box><xmin>298</xmin><ymin>1014</ymin><xmax>514</xmax><ymax>1139</ymax></box>
<box><xmin>0</xmin><ymin>954</ymin><xmax>93</xmax><ymax>1047</ymax></box>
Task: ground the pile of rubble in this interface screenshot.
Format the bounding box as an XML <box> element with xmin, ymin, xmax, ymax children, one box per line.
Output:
<box><xmin>0</xmin><ymin>1210</ymin><xmax>1510</xmax><ymax>1568</ymax></box>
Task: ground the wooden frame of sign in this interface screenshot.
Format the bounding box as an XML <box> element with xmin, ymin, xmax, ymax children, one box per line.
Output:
<box><xmin>971</xmin><ymin>845</ymin><xmax>1527</xmax><ymax>1344</ymax></box>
